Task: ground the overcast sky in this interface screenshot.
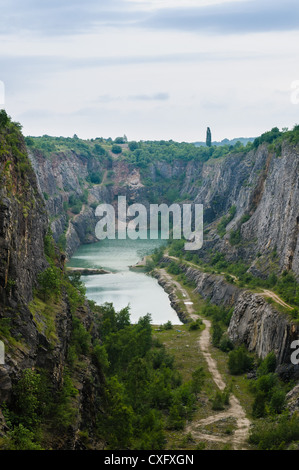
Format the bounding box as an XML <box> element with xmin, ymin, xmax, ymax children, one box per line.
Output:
<box><xmin>1</xmin><ymin>0</ymin><xmax>299</xmax><ymax>141</ymax></box>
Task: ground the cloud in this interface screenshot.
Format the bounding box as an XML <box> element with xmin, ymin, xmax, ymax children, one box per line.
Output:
<box><xmin>144</xmin><ymin>0</ymin><xmax>299</xmax><ymax>34</ymax></box>
<box><xmin>95</xmin><ymin>93</ymin><xmax>169</xmax><ymax>103</ymax></box>
<box><xmin>1</xmin><ymin>0</ymin><xmax>298</xmax><ymax>36</ymax></box>
<box><xmin>128</xmin><ymin>92</ymin><xmax>169</xmax><ymax>101</ymax></box>
<box><xmin>0</xmin><ymin>0</ymin><xmax>141</xmax><ymax>35</ymax></box>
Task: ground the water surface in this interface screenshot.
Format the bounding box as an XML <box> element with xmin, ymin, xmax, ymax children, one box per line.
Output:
<box><xmin>68</xmin><ymin>236</ymin><xmax>182</xmax><ymax>325</ymax></box>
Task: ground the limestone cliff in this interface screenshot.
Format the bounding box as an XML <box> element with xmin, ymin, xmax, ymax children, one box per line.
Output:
<box><xmin>29</xmin><ymin>138</ymin><xmax>299</xmax><ymax>278</ymax></box>
<box><xmin>160</xmin><ymin>258</ymin><xmax>299</xmax><ymax>378</ymax></box>
<box><xmin>0</xmin><ymin>117</ymin><xmax>104</xmax><ymax>449</ymax></box>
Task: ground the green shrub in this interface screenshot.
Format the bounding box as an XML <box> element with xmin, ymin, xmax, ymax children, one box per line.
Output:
<box><xmin>188</xmin><ymin>319</ymin><xmax>203</xmax><ymax>331</ymax></box>
<box><xmin>212</xmin><ymin>322</ymin><xmax>223</xmax><ymax>347</ymax></box>
<box><xmin>229</xmin><ymin>229</ymin><xmax>241</xmax><ymax>246</ymax></box>
<box><xmin>257</xmin><ymin>352</ymin><xmax>277</xmax><ymax>376</ymax></box>
<box><xmin>161</xmin><ymin>321</ymin><xmax>173</xmax><ymax>330</ymax></box>
<box><xmin>249</xmin><ymin>414</ymin><xmax>299</xmax><ymax>450</ymax></box>
<box><xmin>37</xmin><ymin>266</ymin><xmax>61</xmax><ymax>300</ymax></box>
<box><xmin>228</xmin><ymin>346</ymin><xmax>253</xmax><ymax>375</ymax></box>
<box><xmin>217</xmin><ymin>206</ymin><xmax>236</xmax><ymax>238</ymax></box>
<box><xmin>3</xmin><ymin>424</ymin><xmax>42</xmax><ymax>450</ymax></box>
<box><xmin>212</xmin><ymin>388</ymin><xmax>230</xmax><ymax>411</ymax></box>
<box><xmin>111</xmin><ymin>144</ymin><xmax>122</xmax><ymax>154</ymax></box>
<box><xmin>219</xmin><ymin>335</ymin><xmax>234</xmax><ymax>352</ymax></box>
<box><xmin>89</xmin><ymin>171</ymin><xmax>102</xmax><ymax>184</ymax></box>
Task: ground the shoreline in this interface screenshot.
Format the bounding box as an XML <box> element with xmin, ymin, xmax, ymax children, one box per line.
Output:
<box><xmin>152</xmin><ymin>268</ymin><xmax>191</xmax><ymax>325</ymax></box>
<box><xmin>66</xmin><ymin>267</ymin><xmax>111</xmax><ymax>275</ymax></box>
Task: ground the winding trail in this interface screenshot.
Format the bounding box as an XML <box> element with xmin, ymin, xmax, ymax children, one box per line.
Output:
<box><xmin>159</xmin><ymin>268</ymin><xmax>251</xmax><ymax>450</ymax></box>
<box><xmin>166</xmin><ymin>254</ymin><xmax>294</xmax><ymax>310</ymax></box>
<box><xmin>261</xmin><ymin>290</ymin><xmax>294</xmax><ymax>310</ymax></box>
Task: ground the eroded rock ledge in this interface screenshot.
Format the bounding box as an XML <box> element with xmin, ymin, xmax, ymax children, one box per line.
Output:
<box><xmin>153</xmin><ymin>270</ymin><xmax>190</xmax><ymax>324</ymax></box>
<box><xmin>158</xmin><ymin>257</ymin><xmax>299</xmax><ymax>379</ymax></box>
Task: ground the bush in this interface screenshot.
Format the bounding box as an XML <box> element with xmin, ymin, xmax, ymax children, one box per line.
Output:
<box><xmin>128</xmin><ymin>141</ymin><xmax>139</xmax><ymax>151</ymax></box>
<box><xmin>93</xmin><ymin>343</ymin><xmax>110</xmax><ymax>372</ymax></box>
<box><xmin>13</xmin><ymin>369</ymin><xmax>50</xmax><ymax>429</ymax></box>
<box><xmin>94</xmin><ymin>143</ymin><xmax>106</xmax><ymax>156</ymax></box>
<box><xmin>0</xmin><ymin>109</ymin><xmax>9</xmax><ymax>128</ymax></box>
<box><xmin>257</xmin><ymin>352</ymin><xmax>277</xmax><ymax>376</ymax></box>
<box><xmin>3</xmin><ymin>424</ymin><xmax>42</xmax><ymax>450</ymax></box>
<box><xmin>89</xmin><ymin>171</ymin><xmax>102</xmax><ymax>184</ymax></box>
<box><xmin>191</xmin><ymin>367</ymin><xmax>205</xmax><ymax>397</ymax></box>
<box><xmin>229</xmin><ymin>229</ymin><xmax>241</xmax><ymax>246</ymax></box>
<box><xmin>188</xmin><ymin>319</ymin><xmax>202</xmax><ymax>331</ymax></box>
<box><xmin>71</xmin><ymin>202</ymin><xmax>82</xmax><ymax>214</ymax></box>
<box><xmin>161</xmin><ymin>321</ymin><xmax>173</xmax><ymax>330</ymax></box>
<box><xmin>71</xmin><ymin>317</ymin><xmax>91</xmax><ymax>356</ymax></box>
<box><xmin>252</xmin><ymin>391</ymin><xmax>266</xmax><ymax>418</ymax></box>
<box><xmin>212</xmin><ymin>388</ymin><xmax>230</xmax><ymax>410</ymax></box>
<box><xmin>111</xmin><ymin>144</ymin><xmax>122</xmax><ymax>154</ymax></box>
<box><xmin>114</xmin><ymin>137</ymin><xmax>125</xmax><ymax>144</ymax></box>
<box><xmin>212</xmin><ymin>322</ymin><xmax>223</xmax><ymax>347</ymax></box>
<box><xmin>219</xmin><ymin>335</ymin><xmax>234</xmax><ymax>352</ymax></box>
<box><xmin>167</xmin><ymin>262</ymin><xmax>182</xmax><ymax>275</ymax></box>
<box><xmin>249</xmin><ymin>414</ymin><xmax>299</xmax><ymax>450</ymax></box>
<box><xmin>217</xmin><ymin>206</ymin><xmax>236</xmax><ymax>238</ymax></box>
<box><xmin>37</xmin><ymin>266</ymin><xmax>61</xmax><ymax>300</ymax></box>
<box><xmin>228</xmin><ymin>346</ymin><xmax>253</xmax><ymax>375</ymax></box>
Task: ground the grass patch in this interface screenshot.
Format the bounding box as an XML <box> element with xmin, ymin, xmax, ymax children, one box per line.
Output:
<box><xmin>28</xmin><ymin>297</ymin><xmax>60</xmax><ymax>346</ymax></box>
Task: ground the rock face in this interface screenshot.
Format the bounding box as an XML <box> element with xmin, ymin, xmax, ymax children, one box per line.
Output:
<box><xmin>0</xmin><ymin>122</ymin><xmax>104</xmax><ymax>448</ymax></box>
<box><xmin>29</xmin><ymin>140</ymin><xmax>299</xmax><ymax>276</ymax></box>
<box><xmin>228</xmin><ymin>292</ymin><xmax>299</xmax><ymax>376</ymax></box>
<box><xmin>0</xmin><ymin>126</ymin><xmax>56</xmax><ymax>401</ymax></box>
<box><xmin>28</xmin><ymin>150</ymin><xmax>149</xmax><ymax>258</ymax></box>
<box><xmin>161</xmin><ymin>257</ymin><xmax>243</xmax><ymax>308</ymax></box>
<box><xmin>0</xmin><ymin>145</ymin><xmax>48</xmax><ymax>307</ymax></box>
<box><xmin>287</xmin><ymin>384</ymin><xmax>299</xmax><ymax>414</ymax></box>
<box><xmin>161</xmin><ymin>258</ymin><xmax>299</xmax><ymax>377</ymax></box>
<box><xmin>153</xmin><ymin>269</ymin><xmax>190</xmax><ymax>324</ymax></box>
<box><xmin>28</xmin><ymin>148</ymin><xmax>103</xmax><ymax>257</ymax></box>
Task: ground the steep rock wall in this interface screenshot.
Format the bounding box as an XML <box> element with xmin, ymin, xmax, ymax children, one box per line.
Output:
<box><xmin>0</xmin><ymin>123</ymin><xmax>104</xmax><ymax>448</ymax></box>
<box><xmin>162</xmin><ymin>259</ymin><xmax>299</xmax><ymax>376</ymax></box>
<box><xmin>228</xmin><ymin>291</ymin><xmax>299</xmax><ymax>379</ymax></box>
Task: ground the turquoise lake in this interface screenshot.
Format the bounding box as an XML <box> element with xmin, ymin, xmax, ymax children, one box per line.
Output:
<box><xmin>68</xmin><ymin>236</ymin><xmax>182</xmax><ymax>325</ymax></box>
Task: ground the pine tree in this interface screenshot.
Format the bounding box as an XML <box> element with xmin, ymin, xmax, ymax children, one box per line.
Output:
<box><xmin>206</xmin><ymin>127</ymin><xmax>212</xmax><ymax>147</ymax></box>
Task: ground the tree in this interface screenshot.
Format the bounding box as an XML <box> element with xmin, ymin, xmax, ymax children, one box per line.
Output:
<box><xmin>0</xmin><ymin>109</ymin><xmax>9</xmax><ymax>128</ymax></box>
<box><xmin>114</xmin><ymin>137</ymin><xmax>125</xmax><ymax>144</ymax></box>
<box><xmin>228</xmin><ymin>346</ymin><xmax>253</xmax><ymax>375</ymax></box>
<box><xmin>206</xmin><ymin>127</ymin><xmax>212</xmax><ymax>147</ymax></box>
<box><xmin>37</xmin><ymin>266</ymin><xmax>61</xmax><ymax>300</ymax></box>
<box><xmin>100</xmin><ymin>377</ymin><xmax>134</xmax><ymax>449</ymax></box>
<box><xmin>128</xmin><ymin>141</ymin><xmax>139</xmax><ymax>151</ymax></box>
<box><xmin>212</xmin><ymin>322</ymin><xmax>223</xmax><ymax>347</ymax></box>
<box><xmin>252</xmin><ymin>391</ymin><xmax>266</xmax><ymax>418</ymax></box>
<box><xmin>191</xmin><ymin>367</ymin><xmax>205</xmax><ymax>397</ymax></box>
<box><xmin>111</xmin><ymin>144</ymin><xmax>122</xmax><ymax>154</ymax></box>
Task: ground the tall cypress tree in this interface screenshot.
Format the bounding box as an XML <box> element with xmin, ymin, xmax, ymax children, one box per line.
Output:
<box><xmin>206</xmin><ymin>127</ymin><xmax>212</xmax><ymax>147</ymax></box>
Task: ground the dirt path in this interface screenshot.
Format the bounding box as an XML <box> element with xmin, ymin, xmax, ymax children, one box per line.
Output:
<box><xmin>261</xmin><ymin>289</ymin><xmax>294</xmax><ymax>310</ymax></box>
<box><xmin>165</xmin><ymin>254</ymin><xmax>294</xmax><ymax>311</ymax></box>
<box><xmin>159</xmin><ymin>268</ymin><xmax>251</xmax><ymax>450</ymax></box>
